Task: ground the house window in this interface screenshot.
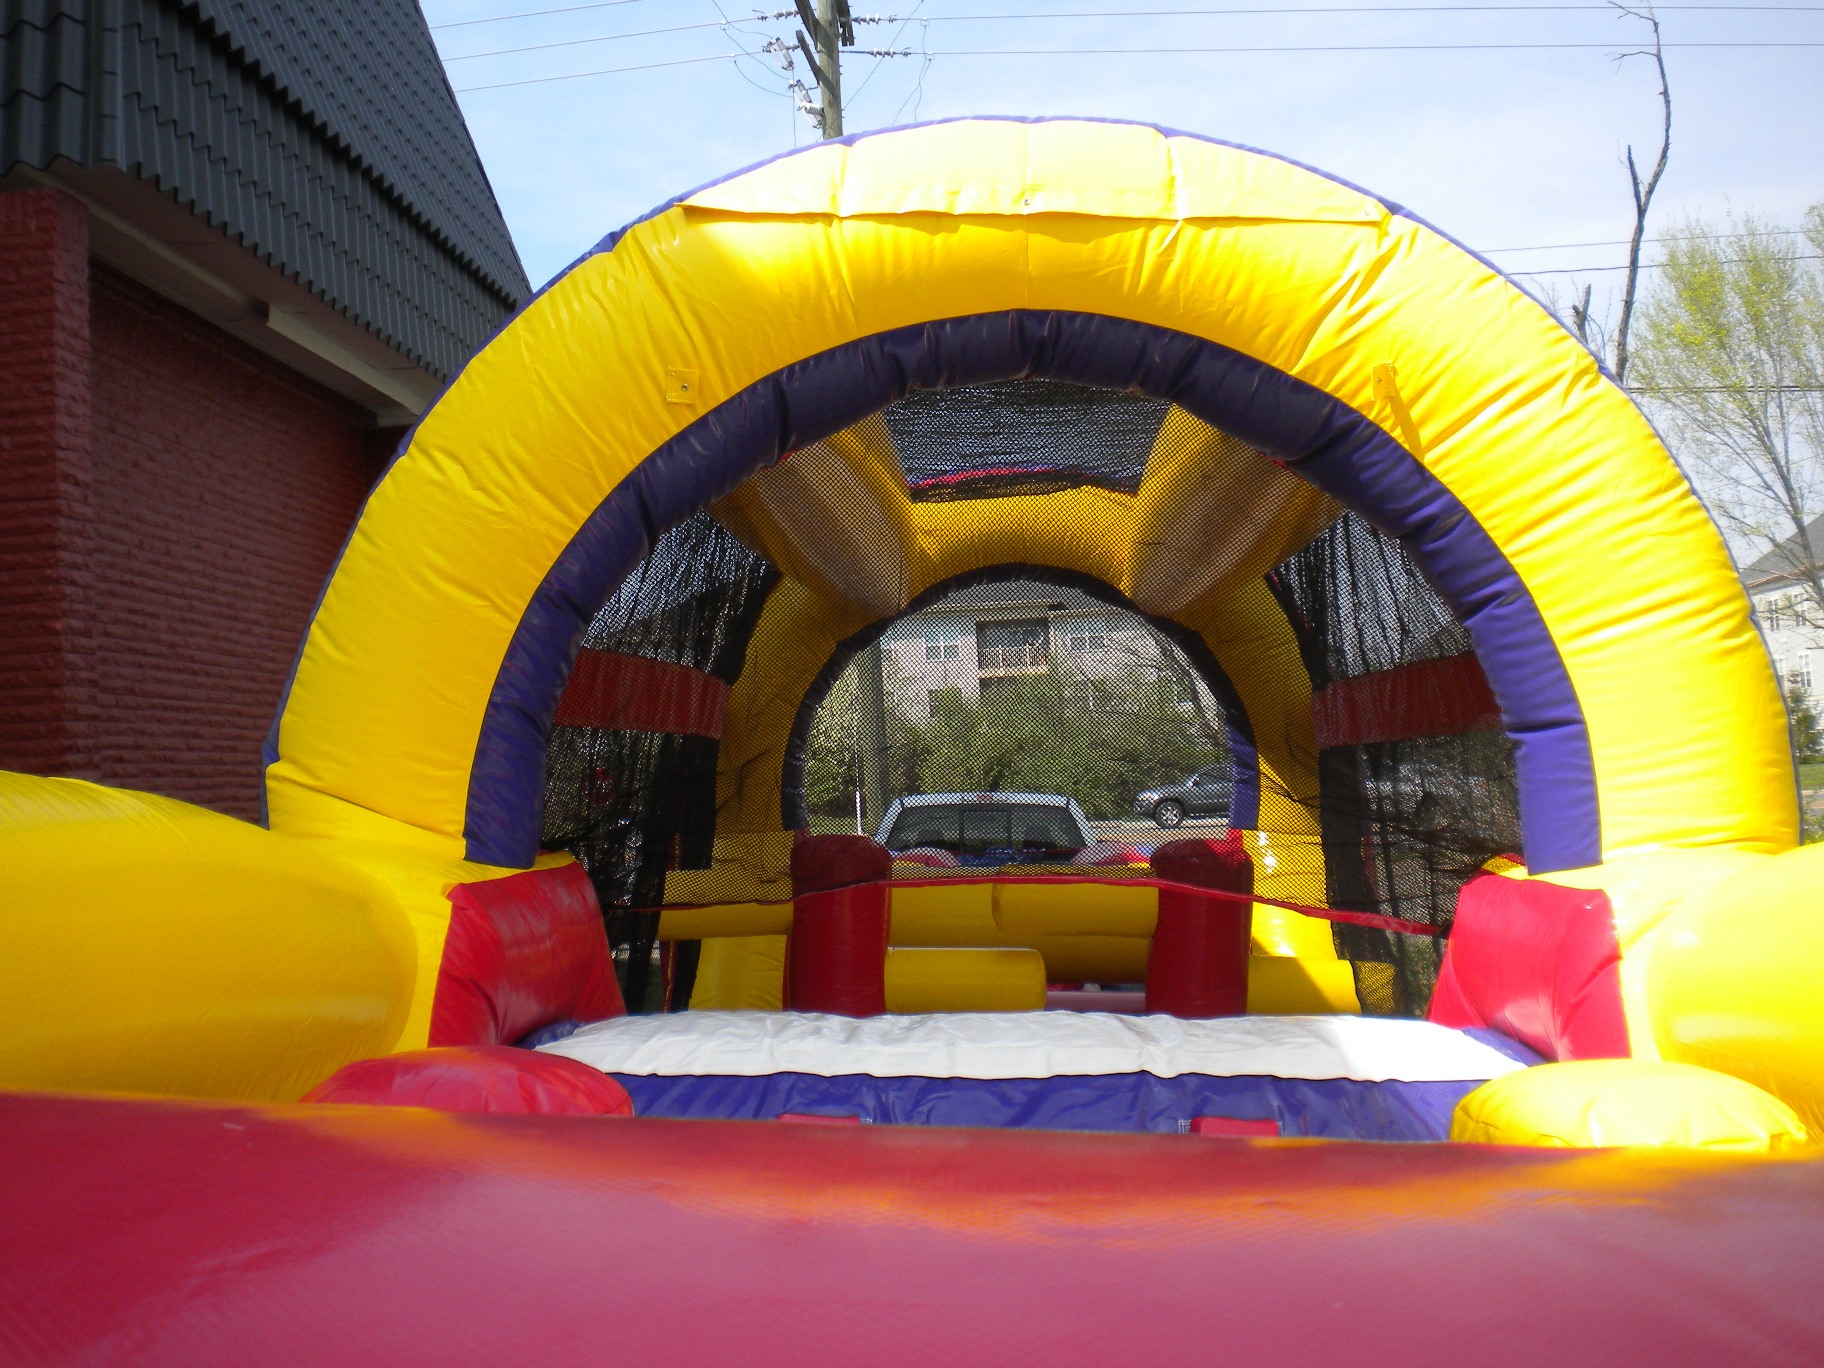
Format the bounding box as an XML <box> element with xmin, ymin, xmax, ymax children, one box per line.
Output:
<box><xmin>944</xmin><ymin>642</ymin><xmax>960</xmax><ymax>660</ymax></box>
<box><xmin>1794</xmin><ymin>654</ymin><xmax>1815</xmax><ymax>691</ymax></box>
<box><xmin>977</xmin><ymin>618</ymin><xmax>1049</xmax><ymax>673</ymax></box>
<box><xmin>925</xmin><ymin>641</ymin><xmax>942</xmax><ymax>662</ymax></box>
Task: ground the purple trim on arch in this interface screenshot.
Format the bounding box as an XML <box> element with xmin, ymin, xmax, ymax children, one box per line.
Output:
<box><xmin>269</xmin><ymin>116</ymin><xmax>1631</xmax><ymax>843</ymax></box>
<box><xmin>464</xmin><ymin>310</ymin><xmax>1598</xmax><ymax>874</ymax></box>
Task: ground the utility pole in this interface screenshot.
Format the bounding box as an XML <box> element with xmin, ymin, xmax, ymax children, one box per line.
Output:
<box><xmin>794</xmin><ymin>0</ymin><xmax>851</xmax><ymax>138</ymax></box>
<box><xmin>796</xmin><ymin>1</ymin><xmax>888</xmax><ymax>826</ymax></box>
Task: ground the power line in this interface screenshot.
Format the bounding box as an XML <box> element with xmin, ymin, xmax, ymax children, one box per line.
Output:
<box><xmin>708</xmin><ymin>0</ymin><xmax>797</xmax><ymax>95</ymax></box>
<box><xmin>432</xmin><ymin>0</ymin><xmax>656</xmax><ymax>30</ymax></box>
<box><xmin>454</xmin><ymin>50</ymin><xmax>763</xmax><ymax>91</ymax></box>
<box><xmin>911</xmin><ymin>2</ymin><xmax>1824</xmax><ymax>14</ymax></box>
<box><xmin>434</xmin><ymin>0</ymin><xmax>1824</xmax><ymax>28</ymax></box>
<box><xmin>1483</xmin><ymin>228</ymin><xmax>1815</xmax><ymax>254</ymax></box>
<box><xmin>847</xmin><ymin>0</ymin><xmax>929</xmax><ymax>102</ymax></box>
<box><xmin>1510</xmin><ymin>253</ymin><xmax>1824</xmax><ymax>275</ymax></box>
<box><xmin>438</xmin><ymin>6</ymin><xmax>1824</xmax><ymax>62</ymax></box>
<box><xmin>453</xmin><ymin>35</ymin><xmax>1820</xmax><ymax>88</ymax></box>
<box><xmin>926</xmin><ymin>40</ymin><xmax>1823</xmax><ymax>53</ymax></box>
<box><xmin>442</xmin><ymin>19</ymin><xmax>729</xmax><ymax>61</ymax></box>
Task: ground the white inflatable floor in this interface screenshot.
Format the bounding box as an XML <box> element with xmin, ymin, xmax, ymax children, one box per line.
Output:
<box><xmin>541</xmin><ymin>1011</ymin><xmax>1529</xmax><ymax>1084</ymax></box>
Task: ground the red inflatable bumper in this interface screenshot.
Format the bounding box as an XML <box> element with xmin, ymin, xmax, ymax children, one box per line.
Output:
<box><xmin>3</xmin><ymin>1092</ymin><xmax>1822</xmax><ymax>1365</ymax></box>
<box><xmin>305</xmin><ymin>1046</ymin><xmax>633</xmax><ymax>1116</ymax></box>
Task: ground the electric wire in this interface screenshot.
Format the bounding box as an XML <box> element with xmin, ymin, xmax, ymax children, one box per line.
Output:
<box><xmin>1483</xmin><ymin>228</ymin><xmax>1816</xmax><ymax>254</ymax></box>
<box><xmin>455</xmin><ymin>50</ymin><xmax>765</xmax><ymax>91</ymax></box>
<box><xmin>440</xmin><ymin>8</ymin><xmax>1824</xmax><ymax>62</ymax></box>
<box><xmin>846</xmin><ymin>0</ymin><xmax>928</xmax><ymax>103</ymax></box>
<box><xmin>453</xmin><ymin>35</ymin><xmax>1822</xmax><ymax>89</ymax></box>
<box><xmin>924</xmin><ymin>40</ymin><xmax>1822</xmax><ymax>54</ymax></box>
<box><xmin>442</xmin><ymin>19</ymin><xmax>732</xmax><ymax>60</ymax></box>
<box><xmin>1510</xmin><ymin>253</ymin><xmax>1823</xmax><ymax>275</ymax></box>
<box><xmin>433</xmin><ymin>0</ymin><xmax>1824</xmax><ymax>30</ymax></box>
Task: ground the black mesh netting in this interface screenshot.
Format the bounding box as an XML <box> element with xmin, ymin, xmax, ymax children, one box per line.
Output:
<box><xmin>888</xmin><ymin>378</ymin><xmax>1167</xmax><ymax>501</ymax></box>
<box><xmin>539</xmin><ymin>380</ymin><xmax>1522</xmax><ymax>1017</ymax></box>
<box><xmin>540</xmin><ymin>512</ymin><xmax>776</xmax><ymax>1010</ymax></box>
<box><xmin>1272</xmin><ymin>514</ymin><xmax>1522</xmax><ymax>1014</ymax></box>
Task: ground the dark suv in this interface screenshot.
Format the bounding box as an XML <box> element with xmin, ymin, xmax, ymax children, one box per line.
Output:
<box><xmin>1133</xmin><ymin>768</ymin><xmax>1232</xmax><ymax>828</ymax></box>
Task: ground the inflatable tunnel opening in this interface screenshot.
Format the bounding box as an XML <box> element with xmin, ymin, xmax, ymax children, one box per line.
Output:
<box><xmin>15</xmin><ymin>119</ymin><xmax>1814</xmax><ymax>1164</ymax></box>
<box><xmin>538</xmin><ymin>375</ymin><xmax>1523</xmax><ymax>1017</ymax></box>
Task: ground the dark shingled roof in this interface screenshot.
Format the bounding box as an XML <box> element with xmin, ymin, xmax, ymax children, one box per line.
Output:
<box><xmin>1</xmin><ymin>0</ymin><xmax>529</xmax><ymax>378</ymax></box>
<box><xmin>1741</xmin><ymin>513</ymin><xmax>1824</xmax><ymax>589</ymax></box>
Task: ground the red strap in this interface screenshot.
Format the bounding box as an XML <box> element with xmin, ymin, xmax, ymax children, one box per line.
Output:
<box><xmin>1312</xmin><ymin>653</ymin><xmax>1501</xmax><ymax>748</ymax></box>
<box><xmin>663</xmin><ymin>874</ymin><xmax>1444</xmax><ymax>938</ymax></box>
<box><xmin>553</xmin><ymin>649</ymin><xmax>729</xmax><ymax>737</ymax></box>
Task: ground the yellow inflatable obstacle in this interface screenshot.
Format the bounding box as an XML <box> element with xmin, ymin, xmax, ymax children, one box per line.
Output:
<box><xmin>0</xmin><ymin>119</ymin><xmax>1817</xmax><ymax>1150</ymax></box>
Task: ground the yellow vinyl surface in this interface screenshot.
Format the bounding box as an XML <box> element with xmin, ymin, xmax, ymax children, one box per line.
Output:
<box><xmin>6</xmin><ymin>122</ymin><xmax>1811</xmax><ymax>1136</ymax></box>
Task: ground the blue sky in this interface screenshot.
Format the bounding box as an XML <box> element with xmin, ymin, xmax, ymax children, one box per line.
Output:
<box><xmin>424</xmin><ymin>0</ymin><xmax>1822</xmax><ymax>332</ymax></box>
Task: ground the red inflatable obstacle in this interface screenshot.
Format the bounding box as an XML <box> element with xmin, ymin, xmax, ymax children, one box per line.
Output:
<box><xmin>1428</xmin><ymin>871</ymin><xmax>1630</xmax><ymax>1061</ymax></box>
<box><xmin>1146</xmin><ymin>836</ymin><xmax>1254</xmax><ymax>1018</ymax></box>
<box><xmin>5</xmin><ymin>1092</ymin><xmax>1823</xmax><ymax>1365</ymax></box>
<box><xmin>306</xmin><ymin>1045</ymin><xmax>634</xmax><ymax>1116</ymax></box>
<box><xmin>430</xmin><ymin>864</ymin><xmax>626</xmax><ymax>1047</ymax></box>
<box><xmin>786</xmin><ymin>833</ymin><xmax>893</xmax><ymax>1016</ymax></box>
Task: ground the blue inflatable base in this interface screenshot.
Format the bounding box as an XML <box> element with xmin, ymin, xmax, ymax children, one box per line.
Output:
<box><xmin>612</xmin><ymin>1070</ymin><xmax>1489</xmax><ymax>1141</ymax></box>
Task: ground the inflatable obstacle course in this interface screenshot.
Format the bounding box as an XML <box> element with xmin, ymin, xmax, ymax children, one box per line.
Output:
<box><xmin>3</xmin><ymin>116</ymin><xmax>1822</xmax><ymax>1360</ymax></box>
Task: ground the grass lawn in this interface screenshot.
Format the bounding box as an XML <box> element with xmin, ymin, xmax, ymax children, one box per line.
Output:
<box><xmin>1801</xmin><ymin>762</ymin><xmax>1824</xmax><ymax>792</ymax></box>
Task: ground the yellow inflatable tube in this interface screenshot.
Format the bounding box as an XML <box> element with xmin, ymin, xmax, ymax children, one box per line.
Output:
<box><xmin>0</xmin><ymin>772</ymin><xmax>415</xmax><ymax>1102</ymax></box>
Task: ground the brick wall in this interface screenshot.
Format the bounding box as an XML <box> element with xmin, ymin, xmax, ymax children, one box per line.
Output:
<box><xmin>0</xmin><ymin>189</ymin><xmax>95</xmax><ymax>778</ymax></box>
<box><xmin>1</xmin><ymin>187</ymin><xmax>382</xmax><ymax>820</ymax></box>
<box><xmin>84</xmin><ymin>264</ymin><xmax>378</xmax><ymax>818</ymax></box>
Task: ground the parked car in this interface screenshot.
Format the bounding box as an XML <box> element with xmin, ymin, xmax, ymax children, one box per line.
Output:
<box><xmin>1133</xmin><ymin>768</ymin><xmax>1232</xmax><ymax>828</ymax></box>
<box><xmin>877</xmin><ymin>792</ymin><xmax>1108</xmax><ymax>867</ymax></box>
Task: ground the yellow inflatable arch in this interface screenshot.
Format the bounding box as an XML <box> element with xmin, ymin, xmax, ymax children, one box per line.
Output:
<box><xmin>266</xmin><ymin>117</ymin><xmax>1791</xmax><ymax>858</ymax></box>
<box><xmin>223</xmin><ymin>116</ymin><xmax>1810</xmax><ymax>1106</ymax></box>
<box><xmin>5</xmin><ymin>116</ymin><xmax>1822</xmax><ymax>1134</ymax></box>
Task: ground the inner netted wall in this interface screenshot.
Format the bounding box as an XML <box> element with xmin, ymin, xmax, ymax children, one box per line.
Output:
<box><xmin>1272</xmin><ymin>514</ymin><xmax>1522</xmax><ymax>1014</ymax></box>
<box><xmin>540</xmin><ymin>512</ymin><xmax>776</xmax><ymax>1009</ymax></box>
<box><xmin>539</xmin><ymin>376</ymin><xmax>1522</xmax><ymax>1016</ymax></box>
<box><xmin>888</xmin><ymin>379</ymin><xmax>1167</xmax><ymax>501</ymax></box>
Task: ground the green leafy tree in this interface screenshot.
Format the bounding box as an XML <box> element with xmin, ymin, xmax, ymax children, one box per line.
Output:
<box><xmin>1788</xmin><ymin>681</ymin><xmax>1823</xmax><ymax>762</ymax></box>
<box><xmin>879</xmin><ymin>661</ymin><xmax>1224</xmax><ymax>822</ymax></box>
<box><xmin>1633</xmin><ymin>206</ymin><xmax>1824</xmax><ymax>620</ymax></box>
<box><xmin>802</xmin><ymin>665</ymin><xmax>861</xmax><ymax>828</ymax></box>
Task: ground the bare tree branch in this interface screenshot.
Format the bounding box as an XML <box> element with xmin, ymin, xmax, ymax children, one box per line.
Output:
<box><xmin>1610</xmin><ymin>1</ymin><xmax>1671</xmax><ymax>386</ymax></box>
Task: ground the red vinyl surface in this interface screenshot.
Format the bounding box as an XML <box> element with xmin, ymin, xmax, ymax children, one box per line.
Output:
<box><xmin>792</xmin><ymin>832</ymin><xmax>894</xmax><ymax>893</ymax></box>
<box><xmin>1190</xmin><ymin>1116</ymin><xmax>1282</xmax><ymax>1137</ymax></box>
<box><xmin>1429</xmin><ymin>871</ymin><xmax>1630</xmax><ymax>1061</ymax></box>
<box><xmin>551</xmin><ymin>648</ymin><xmax>730</xmax><ymax>737</ymax></box>
<box><xmin>4</xmin><ymin>1091</ymin><xmax>1823</xmax><ymax>1366</ymax></box>
<box><xmin>304</xmin><ymin>1046</ymin><xmax>634</xmax><ymax>1116</ymax></box>
<box><xmin>1146</xmin><ymin>888</ymin><xmax>1252</xmax><ymax>1018</ymax></box>
<box><xmin>1311</xmin><ymin>652</ymin><xmax>1502</xmax><ymax>749</ymax></box>
<box><xmin>1149</xmin><ymin>834</ymin><xmax>1255</xmax><ymax>892</ymax></box>
<box><xmin>787</xmin><ymin>883</ymin><xmax>891</xmax><ymax>1016</ymax></box>
<box><xmin>1147</xmin><ymin>837</ymin><xmax>1255</xmax><ymax>1017</ymax></box>
<box><xmin>430</xmin><ymin>864</ymin><xmax>625</xmax><ymax>1047</ymax></box>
